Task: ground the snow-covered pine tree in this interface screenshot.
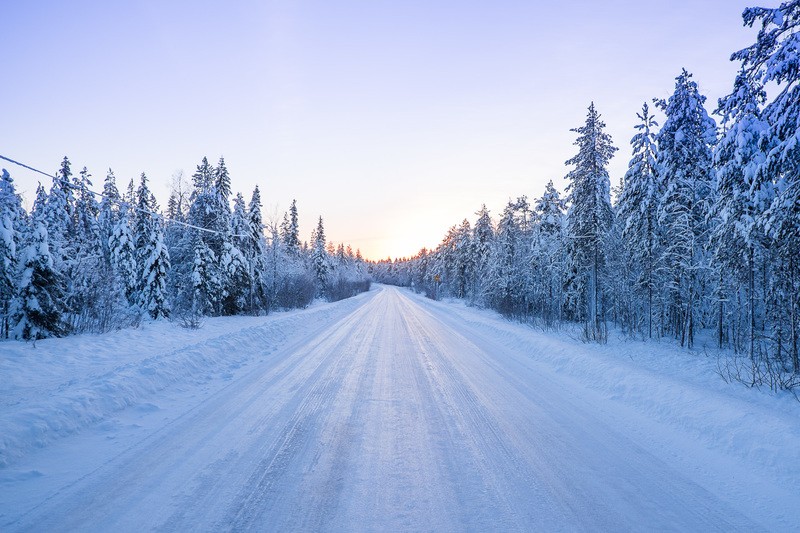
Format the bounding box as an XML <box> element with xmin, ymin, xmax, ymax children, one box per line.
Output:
<box><xmin>471</xmin><ymin>204</ymin><xmax>494</xmax><ymax>302</ymax></box>
<box><xmin>97</xmin><ymin>169</ymin><xmax>121</xmax><ymax>259</ymax></box>
<box><xmin>311</xmin><ymin>216</ymin><xmax>329</xmax><ymax>293</ymax></box>
<box><xmin>617</xmin><ymin>103</ymin><xmax>662</xmax><ymax>338</ymax></box>
<box><xmin>282</xmin><ymin>199</ymin><xmax>300</xmax><ymax>254</ymax></box>
<box><xmin>247</xmin><ymin>185</ymin><xmax>268</xmax><ymax>312</ymax></box>
<box><xmin>11</xmin><ymin>216</ymin><xmax>68</xmax><ymax>340</ymax></box>
<box><xmin>186</xmin><ymin>157</ymin><xmax>228</xmax><ymax>314</ymax></box>
<box><xmin>410</xmin><ymin>248</ymin><xmax>430</xmax><ymax>295</ymax></box>
<box><xmin>453</xmin><ymin>219</ymin><xmax>473</xmax><ymax>299</ymax></box>
<box><xmin>212</xmin><ymin>158</ymin><xmax>232</xmax><ymax>231</ymax></box>
<box><xmin>564</xmin><ymin>103</ymin><xmax>617</xmax><ymax>338</ymax></box>
<box><xmin>487</xmin><ymin>199</ymin><xmax>528</xmax><ymax>316</ymax></box>
<box><xmin>139</xmin><ymin>218</ymin><xmax>170</xmax><ymax>320</ymax></box>
<box><xmin>124</xmin><ymin>178</ymin><xmax>136</xmax><ymax>204</ymax></box>
<box><xmin>215</xmin><ymin>157</ymin><xmax>232</xmax><ymax>201</ymax></box>
<box><xmin>134</xmin><ymin>173</ymin><xmax>170</xmax><ymax>319</ymax></box>
<box><xmin>231</xmin><ymin>193</ymin><xmax>249</xmax><ymax>251</ymax></box>
<box><xmin>69</xmin><ymin>166</ymin><xmax>109</xmax><ymax>331</ymax></box>
<box><xmin>163</xmin><ymin>174</ymin><xmax>194</xmax><ymax>318</ymax></box>
<box><xmin>191</xmin><ymin>232</ymin><xmax>217</xmax><ymax>316</ymax></box>
<box><xmin>73</xmin><ymin>167</ymin><xmax>99</xmax><ymax>237</ymax></box>
<box><xmin>192</xmin><ymin>156</ymin><xmax>215</xmax><ymax>193</ymax></box>
<box><xmin>220</xmin><ymin>240</ymin><xmax>248</xmax><ymax>315</ymax></box>
<box><xmin>731</xmin><ymin>0</ymin><xmax>800</xmax><ymax>372</ymax></box>
<box><xmin>655</xmin><ymin>70</ymin><xmax>716</xmax><ymax>348</ymax></box>
<box><xmin>536</xmin><ymin>181</ymin><xmax>566</xmax><ymax>237</ymax></box>
<box><xmin>220</xmin><ymin>192</ymin><xmax>249</xmax><ymax>316</ymax></box>
<box><xmin>109</xmin><ymin>202</ymin><xmax>138</xmax><ymax>306</ymax></box>
<box><xmin>533</xmin><ymin>181</ymin><xmax>567</xmax><ymax>326</ymax></box>
<box><xmin>0</xmin><ymin>169</ymin><xmax>23</xmax><ymax>338</ymax></box>
<box><xmin>32</xmin><ymin>183</ymin><xmax>47</xmax><ymax>215</ymax></box>
<box><xmin>430</xmin><ymin>225</ymin><xmax>458</xmax><ymax>298</ymax></box>
<box><xmin>712</xmin><ymin>70</ymin><xmax>770</xmax><ymax>355</ymax></box>
<box><xmin>43</xmin><ymin>157</ymin><xmax>75</xmax><ymax>273</ymax></box>
<box><xmin>210</xmin><ymin>158</ymin><xmax>235</xmax><ymax>314</ymax></box>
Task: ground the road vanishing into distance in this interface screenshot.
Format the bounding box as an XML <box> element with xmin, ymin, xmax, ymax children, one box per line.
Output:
<box><xmin>2</xmin><ymin>286</ymin><xmax>786</xmax><ymax>531</ymax></box>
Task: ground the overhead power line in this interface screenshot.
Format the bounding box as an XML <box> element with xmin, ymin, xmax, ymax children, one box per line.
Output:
<box><xmin>0</xmin><ymin>154</ymin><xmax>253</xmax><ymax>239</ymax></box>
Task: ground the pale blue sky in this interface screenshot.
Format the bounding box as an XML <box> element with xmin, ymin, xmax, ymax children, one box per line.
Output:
<box><xmin>2</xmin><ymin>0</ymin><xmax>757</xmax><ymax>259</ymax></box>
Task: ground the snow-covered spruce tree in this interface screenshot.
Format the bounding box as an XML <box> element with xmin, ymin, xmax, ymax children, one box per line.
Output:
<box><xmin>453</xmin><ymin>219</ymin><xmax>473</xmax><ymax>299</ymax></box>
<box><xmin>712</xmin><ymin>70</ymin><xmax>770</xmax><ymax>356</ymax></box>
<box><xmin>95</xmin><ymin>169</ymin><xmax>139</xmax><ymax>329</ymax></box>
<box><xmin>166</xmin><ymin>193</ymin><xmax>180</xmax><ymax>221</ymax></box>
<box><xmin>655</xmin><ymin>70</ymin><xmax>716</xmax><ymax>348</ymax></box>
<box><xmin>247</xmin><ymin>185</ymin><xmax>269</xmax><ymax>312</ymax></box>
<box><xmin>408</xmin><ymin>248</ymin><xmax>428</xmax><ymax>295</ymax></box>
<box><xmin>212</xmin><ymin>157</ymin><xmax>237</xmax><ymax>313</ymax></box>
<box><xmin>42</xmin><ymin>157</ymin><xmax>75</xmax><ymax>275</ymax></box>
<box><xmin>0</xmin><ymin>169</ymin><xmax>23</xmax><ymax>338</ymax></box>
<box><xmin>281</xmin><ymin>199</ymin><xmax>301</xmax><ymax>255</ymax></box>
<box><xmin>214</xmin><ymin>157</ymin><xmax>232</xmax><ymax>201</ymax></box>
<box><xmin>191</xmin><ymin>231</ymin><xmax>218</xmax><ymax>316</ymax></box>
<box><xmin>227</xmin><ymin>192</ymin><xmax>253</xmax><ymax>314</ymax></box>
<box><xmin>32</xmin><ymin>183</ymin><xmax>47</xmax><ymax>216</ymax></box>
<box><xmin>564</xmin><ymin>103</ymin><xmax>617</xmax><ymax>339</ymax></box>
<box><xmin>109</xmin><ymin>202</ymin><xmax>138</xmax><ymax>307</ymax></box>
<box><xmin>192</xmin><ymin>156</ymin><xmax>215</xmax><ymax>192</ymax></box>
<box><xmin>532</xmin><ymin>181</ymin><xmax>567</xmax><ymax>326</ymax></box>
<box><xmin>220</xmin><ymin>240</ymin><xmax>248</xmax><ymax>315</ymax></box>
<box><xmin>430</xmin><ymin>225</ymin><xmax>456</xmax><ymax>298</ymax></box>
<box><xmin>138</xmin><ymin>218</ymin><xmax>171</xmax><ymax>320</ymax></box>
<box><xmin>186</xmin><ymin>157</ymin><xmax>226</xmax><ymax>314</ymax></box>
<box><xmin>231</xmin><ymin>193</ymin><xmax>249</xmax><ymax>254</ymax></box>
<box><xmin>163</xmin><ymin>172</ymin><xmax>196</xmax><ymax>320</ymax></box>
<box><xmin>97</xmin><ymin>169</ymin><xmax>120</xmax><ymax>259</ymax></box>
<box><xmin>11</xmin><ymin>216</ymin><xmax>68</xmax><ymax>340</ymax></box>
<box><xmin>731</xmin><ymin>1</ymin><xmax>800</xmax><ymax>373</ymax></box>
<box><xmin>69</xmin><ymin>166</ymin><xmax>112</xmax><ymax>332</ymax></box>
<box><xmin>134</xmin><ymin>173</ymin><xmax>170</xmax><ymax>319</ymax></box>
<box><xmin>311</xmin><ymin>216</ymin><xmax>330</xmax><ymax>295</ymax></box>
<box><xmin>487</xmin><ymin>198</ymin><xmax>530</xmax><ymax>317</ymax></box>
<box><xmin>72</xmin><ymin>167</ymin><xmax>99</xmax><ymax>238</ymax></box>
<box><xmin>617</xmin><ymin>103</ymin><xmax>662</xmax><ymax>338</ymax></box>
<box><xmin>123</xmin><ymin>178</ymin><xmax>136</xmax><ymax>204</ymax></box>
<box><xmin>471</xmin><ymin>204</ymin><xmax>494</xmax><ymax>302</ymax></box>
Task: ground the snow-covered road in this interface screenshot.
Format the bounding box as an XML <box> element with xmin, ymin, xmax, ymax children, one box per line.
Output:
<box><xmin>2</xmin><ymin>286</ymin><xmax>797</xmax><ymax>531</ymax></box>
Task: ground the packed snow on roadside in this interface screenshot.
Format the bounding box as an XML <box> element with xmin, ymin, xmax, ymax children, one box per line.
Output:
<box><xmin>0</xmin><ymin>294</ymin><xmax>370</xmax><ymax>468</ymax></box>
<box><xmin>415</xmin><ymin>290</ymin><xmax>800</xmax><ymax>499</ymax></box>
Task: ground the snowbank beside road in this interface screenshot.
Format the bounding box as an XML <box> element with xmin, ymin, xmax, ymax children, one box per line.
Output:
<box><xmin>0</xmin><ymin>294</ymin><xmax>371</xmax><ymax>467</ymax></box>
<box><xmin>411</xmin><ymin>290</ymin><xmax>800</xmax><ymax>498</ymax></box>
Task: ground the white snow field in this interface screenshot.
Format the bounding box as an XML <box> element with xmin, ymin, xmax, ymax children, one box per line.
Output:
<box><xmin>1</xmin><ymin>285</ymin><xmax>799</xmax><ymax>531</ymax></box>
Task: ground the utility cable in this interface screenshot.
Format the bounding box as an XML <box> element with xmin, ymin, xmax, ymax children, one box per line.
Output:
<box><xmin>0</xmin><ymin>154</ymin><xmax>254</xmax><ymax>239</ymax></box>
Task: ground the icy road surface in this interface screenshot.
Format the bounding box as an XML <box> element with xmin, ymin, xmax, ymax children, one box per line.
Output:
<box><xmin>2</xmin><ymin>286</ymin><xmax>796</xmax><ymax>531</ymax></box>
